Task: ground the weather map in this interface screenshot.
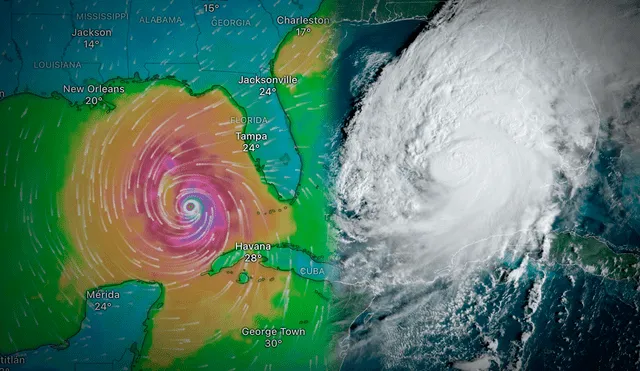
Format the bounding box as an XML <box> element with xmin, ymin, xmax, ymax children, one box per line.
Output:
<box><xmin>2</xmin><ymin>0</ymin><xmax>640</xmax><ymax>370</ymax></box>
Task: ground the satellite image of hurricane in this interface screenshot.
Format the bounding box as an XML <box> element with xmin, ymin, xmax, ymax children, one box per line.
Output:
<box><xmin>336</xmin><ymin>0</ymin><xmax>640</xmax><ymax>369</ymax></box>
<box><xmin>1</xmin><ymin>0</ymin><xmax>639</xmax><ymax>370</ymax></box>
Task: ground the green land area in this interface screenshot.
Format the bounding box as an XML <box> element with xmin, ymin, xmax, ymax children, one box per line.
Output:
<box><xmin>549</xmin><ymin>233</ymin><xmax>640</xmax><ymax>281</ymax></box>
<box><xmin>333</xmin><ymin>0</ymin><xmax>443</xmax><ymax>22</ymax></box>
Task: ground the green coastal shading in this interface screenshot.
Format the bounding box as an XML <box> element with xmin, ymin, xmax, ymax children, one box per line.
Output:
<box><xmin>237</xmin><ymin>270</ymin><xmax>250</xmax><ymax>284</ymax></box>
<box><xmin>209</xmin><ymin>249</ymin><xmax>247</xmax><ymax>275</ymax></box>
<box><xmin>549</xmin><ymin>233</ymin><xmax>640</xmax><ymax>280</ymax></box>
<box><xmin>209</xmin><ymin>244</ymin><xmax>338</xmax><ymax>281</ymax></box>
<box><xmin>162</xmin><ymin>272</ymin><xmax>333</xmax><ymax>371</ymax></box>
<box><xmin>0</xmin><ymin>92</ymin><xmax>95</xmax><ymax>353</ymax></box>
<box><xmin>276</xmin><ymin>74</ymin><xmax>335</xmax><ymax>261</ymax></box>
<box><xmin>269</xmin><ymin>48</ymin><xmax>337</xmax><ymax>262</ymax></box>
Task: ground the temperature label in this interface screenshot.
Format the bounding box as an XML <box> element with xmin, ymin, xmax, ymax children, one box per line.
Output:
<box><xmin>259</xmin><ymin>87</ymin><xmax>276</xmax><ymax>96</ymax></box>
<box><xmin>204</xmin><ymin>3</ymin><xmax>220</xmax><ymax>12</ymax></box>
<box><xmin>243</xmin><ymin>143</ymin><xmax>259</xmax><ymax>152</ymax></box>
<box><xmin>244</xmin><ymin>253</ymin><xmax>262</xmax><ymax>262</ymax></box>
<box><xmin>94</xmin><ymin>302</ymin><xmax>113</xmax><ymax>311</ymax></box>
<box><xmin>240</xmin><ymin>327</ymin><xmax>307</xmax><ymax>349</ymax></box>
<box><xmin>87</xmin><ymin>289</ymin><xmax>120</xmax><ymax>312</ymax></box>
<box><xmin>265</xmin><ymin>339</ymin><xmax>282</xmax><ymax>348</ymax></box>
<box><xmin>83</xmin><ymin>39</ymin><xmax>100</xmax><ymax>49</ymax></box>
<box><xmin>84</xmin><ymin>96</ymin><xmax>103</xmax><ymax>105</ymax></box>
<box><xmin>296</xmin><ymin>27</ymin><xmax>311</xmax><ymax>36</ymax></box>
<box><xmin>235</xmin><ymin>132</ymin><xmax>268</xmax><ymax>152</ymax></box>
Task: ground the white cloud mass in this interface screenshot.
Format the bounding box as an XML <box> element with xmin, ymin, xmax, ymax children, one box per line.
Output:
<box><xmin>336</xmin><ymin>0</ymin><xmax>640</xmax><ymax>368</ymax></box>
